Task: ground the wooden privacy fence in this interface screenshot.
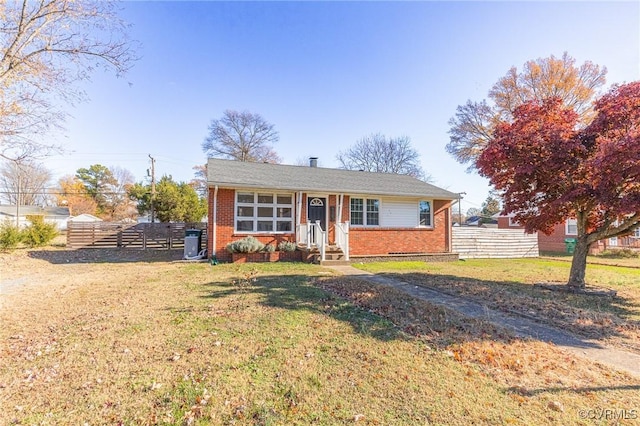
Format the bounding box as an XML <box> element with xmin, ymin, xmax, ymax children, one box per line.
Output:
<box><xmin>452</xmin><ymin>227</ymin><xmax>539</xmax><ymax>259</ymax></box>
<box><xmin>67</xmin><ymin>222</ymin><xmax>208</xmax><ymax>249</ymax></box>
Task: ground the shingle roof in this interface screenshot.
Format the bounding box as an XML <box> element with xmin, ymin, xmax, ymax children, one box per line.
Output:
<box><xmin>0</xmin><ymin>205</ymin><xmax>70</xmax><ymax>217</ymax></box>
<box><xmin>207</xmin><ymin>158</ymin><xmax>458</xmax><ymax>199</ymax></box>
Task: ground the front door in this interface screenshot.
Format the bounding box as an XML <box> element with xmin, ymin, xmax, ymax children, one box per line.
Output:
<box><xmin>308</xmin><ymin>197</ymin><xmax>327</xmax><ymax>230</ymax></box>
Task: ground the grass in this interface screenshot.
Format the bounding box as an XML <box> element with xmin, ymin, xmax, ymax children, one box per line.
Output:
<box><xmin>353</xmin><ymin>258</ymin><xmax>640</xmax><ymax>351</ymax></box>
<box><xmin>1</xmin><ymin>250</ymin><xmax>639</xmax><ymax>425</ymax></box>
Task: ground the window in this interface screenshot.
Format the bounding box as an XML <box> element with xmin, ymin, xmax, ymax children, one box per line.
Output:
<box><xmin>565</xmin><ymin>219</ymin><xmax>577</xmax><ymax>235</ymax></box>
<box><xmin>350</xmin><ymin>197</ymin><xmax>379</xmax><ymax>226</ymax></box>
<box><xmin>235</xmin><ymin>192</ymin><xmax>293</xmax><ymax>233</ymax></box>
<box><xmin>508</xmin><ymin>216</ymin><xmax>520</xmax><ymax>227</ymax></box>
<box><xmin>634</xmin><ymin>228</ymin><xmax>640</xmax><ymax>238</ymax></box>
<box><xmin>419</xmin><ymin>201</ymin><xmax>432</xmax><ymax>227</ymax></box>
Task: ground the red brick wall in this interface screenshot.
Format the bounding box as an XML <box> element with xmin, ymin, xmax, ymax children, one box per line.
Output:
<box><xmin>349</xmin><ymin>199</ymin><xmax>451</xmax><ymax>255</ymax></box>
<box><xmin>538</xmin><ymin>222</ymin><xmax>570</xmax><ymax>253</ymax></box>
<box><xmin>207</xmin><ymin>188</ymin><xmax>297</xmax><ymax>262</ymax></box>
<box><xmin>208</xmin><ymin>188</ymin><xmax>453</xmax><ymax>260</ymax></box>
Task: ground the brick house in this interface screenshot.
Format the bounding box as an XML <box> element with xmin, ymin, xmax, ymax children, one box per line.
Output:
<box><xmin>496</xmin><ymin>214</ymin><xmax>640</xmax><ymax>254</ymax></box>
<box><xmin>207</xmin><ymin>158</ymin><xmax>459</xmax><ymax>263</ymax></box>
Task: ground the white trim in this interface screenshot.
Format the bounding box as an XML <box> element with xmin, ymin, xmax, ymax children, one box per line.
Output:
<box><xmin>349</xmin><ymin>196</ymin><xmax>381</xmax><ymax>227</ymax></box>
<box><xmin>234</xmin><ymin>190</ymin><xmax>294</xmax><ymax>233</ymax></box>
<box><xmin>565</xmin><ymin>218</ymin><xmax>578</xmax><ymax>236</ymax></box>
<box><xmin>418</xmin><ymin>199</ymin><xmax>434</xmax><ymax>228</ymax></box>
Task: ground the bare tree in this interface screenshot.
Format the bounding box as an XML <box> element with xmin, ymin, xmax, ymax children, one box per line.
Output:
<box><xmin>447</xmin><ymin>52</ymin><xmax>607</xmax><ymax>168</ymax></box>
<box><xmin>105</xmin><ymin>166</ymin><xmax>136</xmax><ymax>220</ymax></box>
<box><xmin>0</xmin><ymin>159</ymin><xmax>51</xmax><ymax>205</ymax></box>
<box><xmin>0</xmin><ymin>0</ymin><xmax>137</xmax><ymax>161</ymax></box>
<box><xmin>336</xmin><ymin>133</ymin><xmax>430</xmax><ymax>181</ymax></box>
<box><xmin>189</xmin><ymin>164</ymin><xmax>208</xmax><ymax>197</ymax></box>
<box><xmin>202</xmin><ymin>110</ymin><xmax>281</xmax><ymax>163</ymax></box>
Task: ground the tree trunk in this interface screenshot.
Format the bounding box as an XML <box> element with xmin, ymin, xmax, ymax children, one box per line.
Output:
<box><xmin>567</xmin><ymin>236</ymin><xmax>590</xmax><ymax>289</ymax></box>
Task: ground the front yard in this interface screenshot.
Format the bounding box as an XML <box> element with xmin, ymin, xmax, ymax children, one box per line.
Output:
<box><xmin>1</xmin><ymin>249</ymin><xmax>639</xmax><ymax>425</ymax></box>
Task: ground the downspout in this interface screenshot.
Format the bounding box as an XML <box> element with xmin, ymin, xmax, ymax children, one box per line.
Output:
<box><xmin>212</xmin><ymin>185</ymin><xmax>218</xmax><ymax>258</ymax></box>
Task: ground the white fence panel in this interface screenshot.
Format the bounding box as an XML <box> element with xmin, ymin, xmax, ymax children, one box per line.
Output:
<box><xmin>452</xmin><ymin>227</ymin><xmax>539</xmax><ymax>259</ymax></box>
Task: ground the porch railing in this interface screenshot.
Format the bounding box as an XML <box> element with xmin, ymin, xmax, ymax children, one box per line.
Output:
<box><xmin>335</xmin><ymin>221</ymin><xmax>350</xmax><ymax>261</ymax></box>
<box><xmin>306</xmin><ymin>221</ymin><xmax>326</xmax><ymax>262</ymax></box>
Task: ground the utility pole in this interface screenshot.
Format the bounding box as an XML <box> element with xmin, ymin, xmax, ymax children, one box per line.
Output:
<box><xmin>148</xmin><ymin>154</ymin><xmax>156</xmax><ymax>223</ymax></box>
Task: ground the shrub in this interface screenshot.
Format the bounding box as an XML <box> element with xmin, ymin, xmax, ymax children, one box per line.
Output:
<box><xmin>226</xmin><ymin>236</ymin><xmax>265</xmax><ymax>253</ymax></box>
<box><xmin>277</xmin><ymin>241</ymin><xmax>297</xmax><ymax>252</ymax></box>
<box><xmin>0</xmin><ymin>220</ymin><xmax>23</xmax><ymax>251</ymax></box>
<box><xmin>598</xmin><ymin>248</ymin><xmax>639</xmax><ymax>259</ymax></box>
<box><xmin>263</xmin><ymin>243</ymin><xmax>276</xmax><ymax>253</ymax></box>
<box><xmin>21</xmin><ymin>215</ymin><xmax>58</xmax><ymax>248</ymax></box>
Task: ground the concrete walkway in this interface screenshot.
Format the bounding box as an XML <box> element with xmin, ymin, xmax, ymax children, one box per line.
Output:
<box><xmin>326</xmin><ymin>264</ymin><xmax>640</xmax><ymax>378</ymax></box>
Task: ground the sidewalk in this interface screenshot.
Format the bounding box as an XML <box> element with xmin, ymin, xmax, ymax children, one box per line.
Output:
<box><xmin>326</xmin><ymin>264</ymin><xmax>640</xmax><ymax>378</ymax></box>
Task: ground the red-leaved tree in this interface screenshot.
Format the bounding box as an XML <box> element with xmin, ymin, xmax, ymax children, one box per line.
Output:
<box><xmin>477</xmin><ymin>81</ymin><xmax>640</xmax><ymax>289</ymax></box>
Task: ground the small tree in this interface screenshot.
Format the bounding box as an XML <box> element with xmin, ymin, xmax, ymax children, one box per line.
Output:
<box><xmin>129</xmin><ymin>176</ymin><xmax>207</xmax><ymax>223</ymax></box>
<box><xmin>336</xmin><ymin>133</ymin><xmax>430</xmax><ymax>181</ymax></box>
<box><xmin>202</xmin><ymin>110</ymin><xmax>281</xmax><ymax>163</ymax></box>
<box><xmin>21</xmin><ymin>215</ymin><xmax>58</xmax><ymax>248</ymax></box>
<box><xmin>477</xmin><ymin>82</ymin><xmax>640</xmax><ymax>289</ymax></box>
<box><xmin>0</xmin><ymin>220</ymin><xmax>23</xmax><ymax>251</ymax></box>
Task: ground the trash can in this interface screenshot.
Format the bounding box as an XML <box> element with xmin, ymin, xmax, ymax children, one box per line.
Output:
<box><xmin>184</xmin><ymin>229</ymin><xmax>203</xmax><ymax>258</ymax></box>
<box><xmin>564</xmin><ymin>238</ymin><xmax>577</xmax><ymax>254</ymax></box>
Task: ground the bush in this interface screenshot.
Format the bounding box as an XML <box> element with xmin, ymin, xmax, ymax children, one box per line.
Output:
<box><xmin>598</xmin><ymin>248</ymin><xmax>639</xmax><ymax>259</ymax></box>
<box><xmin>0</xmin><ymin>221</ymin><xmax>23</xmax><ymax>251</ymax></box>
<box><xmin>263</xmin><ymin>243</ymin><xmax>276</xmax><ymax>253</ymax></box>
<box><xmin>277</xmin><ymin>241</ymin><xmax>297</xmax><ymax>252</ymax></box>
<box><xmin>226</xmin><ymin>236</ymin><xmax>265</xmax><ymax>253</ymax></box>
<box><xmin>21</xmin><ymin>215</ymin><xmax>58</xmax><ymax>248</ymax></box>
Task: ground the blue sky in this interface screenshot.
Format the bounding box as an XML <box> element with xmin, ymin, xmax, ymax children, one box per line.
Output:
<box><xmin>47</xmin><ymin>0</ymin><xmax>640</xmax><ymax>212</ymax></box>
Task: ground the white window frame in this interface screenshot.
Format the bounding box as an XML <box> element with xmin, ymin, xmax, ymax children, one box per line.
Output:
<box><xmin>633</xmin><ymin>227</ymin><xmax>640</xmax><ymax>238</ymax></box>
<box><xmin>508</xmin><ymin>216</ymin><xmax>520</xmax><ymax>227</ymax></box>
<box><xmin>418</xmin><ymin>200</ymin><xmax>433</xmax><ymax>228</ymax></box>
<box><xmin>235</xmin><ymin>191</ymin><xmax>294</xmax><ymax>233</ymax></box>
<box><xmin>565</xmin><ymin>218</ymin><xmax>578</xmax><ymax>236</ymax></box>
<box><xmin>350</xmin><ymin>197</ymin><xmax>380</xmax><ymax>226</ymax></box>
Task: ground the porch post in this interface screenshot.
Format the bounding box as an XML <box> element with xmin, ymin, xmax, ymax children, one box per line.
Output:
<box><xmin>212</xmin><ymin>185</ymin><xmax>218</xmax><ymax>257</ymax></box>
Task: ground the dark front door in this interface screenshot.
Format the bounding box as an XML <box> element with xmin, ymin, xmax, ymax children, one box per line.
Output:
<box><xmin>308</xmin><ymin>197</ymin><xmax>327</xmax><ymax>230</ymax></box>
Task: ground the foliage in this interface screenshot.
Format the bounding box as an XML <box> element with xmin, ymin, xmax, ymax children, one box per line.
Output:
<box><xmin>56</xmin><ymin>175</ymin><xmax>99</xmax><ymax>216</ymax></box>
<box><xmin>0</xmin><ymin>0</ymin><xmax>137</xmax><ymax>161</ymax></box>
<box><xmin>226</xmin><ymin>236</ymin><xmax>265</xmax><ymax>253</ymax></box>
<box><xmin>476</xmin><ymin>81</ymin><xmax>640</xmax><ymax>288</ymax></box>
<box><xmin>277</xmin><ymin>240</ymin><xmax>297</xmax><ymax>252</ymax></box>
<box><xmin>598</xmin><ymin>249</ymin><xmax>639</xmax><ymax>259</ymax></box>
<box><xmin>263</xmin><ymin>243</ymin><xmax>276</xmax><ymax>253</ymax></box>
<box><xmin>202</xmin><ymin>110</ymin><xmax>281</xmax><ymax>163</ymax></box>
<box><xmin>0</xmin><ymin>220</ymin><xmax>22</xmax><ymax>251</ymax></box>
<box><xmin>0</xmin><ymin>160</ymin><xmax>52</xmax><ymax>205</ymax></box>
<box><xmin>74</xmin><ymin>164</ymin><xmax>136</xmax><ymax>220</ymax></box>
<box><xmin>479</xmin><ymin>194</ymin><xmax>501</xmax><ymax>224</ymax></box>
<box><xmin>336</xmin><ymin>133</ymin><xmax>430</xmax><ymax>181</ymax></box>
<box><xmin>447</xmin><ymin>53</ymin><xmax>607</xmax><ymax>168</ymax></box>
<box><xmin>129</xmin><ymin>175</ymin><xmax>207</xmax><ymax>223</ymax></box>
<box><xmin>21</xmin><ymin>215</ymin><xmax>58</xmax><ymax>248</ymax></box>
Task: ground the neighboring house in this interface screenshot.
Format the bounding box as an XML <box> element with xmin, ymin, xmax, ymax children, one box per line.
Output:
<box><xmin>0</xmin><ymin>205</ymin><xmax>71</xmax><ymax>230</ymax></box>
<box><xmin>206</xmin><ymin>158</ymin><xmax>459</xmax><ymax>263</ymax></box>
<box><xmin>68</xmin><ymin>213</ymin><xmax>103</xmax><ymax>223</ymax></box>
<box><xmin>495</xmin><ymin>214</ymin><xmax>640</xmax><ymax>253</ymax></box>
